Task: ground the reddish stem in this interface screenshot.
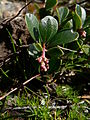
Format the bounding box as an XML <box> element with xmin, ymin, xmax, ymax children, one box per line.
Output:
<box><xmin>42</xmin><ymin>43</ymin><xmax>45</xmax><ymax>58</ymax></box>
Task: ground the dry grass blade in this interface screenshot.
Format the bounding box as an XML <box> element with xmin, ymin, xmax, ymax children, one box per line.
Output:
<box><xmin>0</xmin><ymin>74</ymin><xmax>40</xmax><ymax>101</ymax></box>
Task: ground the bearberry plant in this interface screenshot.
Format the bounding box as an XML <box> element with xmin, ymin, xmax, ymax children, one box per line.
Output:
<box><xmin>0</xmin><ymin>0</ymin><xmax>90</xmax><ymax>119</ymax></box>
<box><xmin>25</xmin><ymin>0</ymin><xmax>89</xmax><ymax>74</ymax></box>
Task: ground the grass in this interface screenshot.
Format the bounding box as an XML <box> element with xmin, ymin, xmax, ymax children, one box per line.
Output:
<box><xmin>0</xmin><ymin>85</ymin><xmax>89</xmax><ymax>120</ymax></box>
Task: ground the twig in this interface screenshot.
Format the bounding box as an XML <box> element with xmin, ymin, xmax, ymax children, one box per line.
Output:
<box><xmin>19</xmin><ymin>44</ymin><xmax>30</xmax><ymax>48</ymax></box>
<box><xmin>0</xmin><ymin>0</ymin><xmax>33</xmax><ymax>25</ymax></box>
<box><xmin>78</xmin><ymin>95</ymin><xmax>90</xmax><ymax>99</ymax></box>
<box><xmin>4</xmin><ymin>105</ymin><xmax>67</xmax><ymax>111</ymax></box>
<box><xmin>0</xmin><ymin>74</ymin><xmax>40</xmax><ymax>101</ymax></box>
<box><xmin>76</xmin><ymin>0</ymin><xmax>87</xmax><ymax>5</ymax></box>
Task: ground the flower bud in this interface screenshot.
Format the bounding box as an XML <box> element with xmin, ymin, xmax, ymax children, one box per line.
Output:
<box><xmin>41</xmin><ymin>61</ymin><xmax>45</xmax><ymax>66</ymax></box>
<box><xmin>44</xmin><ymin>67</ymin><xmax>47</xmax><ymax>72</ymax></box>
<box><xmin>44</xmin><ymin>57</ymin><xmax>49</xmax><ymax>63</ymax></box>
<box><xmin>46</xmin><ymin>64</ymin><xmax>49</xmax><ymax>70</ymax></box>
<box><xmin>78</xmin><ymin>29</ymin><xmax>86</xmax><ymax>38</ymax></box>
<box><xmin>41</xmin><ymin>65</ymin><xmax>47</xmax><ymax>72</ymax></box>
<box><xmin>81</xmin><ymin>31</ymin><xmax>86</xmax><ymax>38</ymax></box>
<box><xmin>37</xmin><ymin>57</ymin><xmax>42</xmax><ymax>63</ymax></box>
<box><xmin>46</xmin><ymin>59</ymin><xmax>49</xmax><ymax>64</ymax></box>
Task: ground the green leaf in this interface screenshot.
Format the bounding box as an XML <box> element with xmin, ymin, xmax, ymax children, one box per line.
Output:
<box><xmin>73</xmin><ymin>4</ymin><xmax>86</xmax><ymax>30</ymax></box>
<box><xmin>84</xmin><ymin>16</ymin><xmax>90</xmax><ymax>28</ymax></box>
<box><xmin>34</xmin><ymin>43</ymin><xmax>43</xmax><ymax>51</ymax></box>
<box><xmin>57</xmin><ymin>7</ymin><xmax>69</xmax><ymax>25</ymax></box>
<box><xmin>45</xmin><ymin>0</ymin><xmax>57</xmax><ymax>10</ymax></box>
<box><xmin>73</xmin><ymin>11</ymin><xmax>82</xmax><ymax>30</ymax></box>
<box><xmin>63</xmin><ymin>20</ymin><xmax>73</xmax><ymax>29</ymax></box>
<box><xmin>82</xmin><ymin>44</ymin><xmax>90</xmax><ymax>56</ymax></box>
<box><xmin>28</xmin><ymin>43</ymin><xmax>42</xmax><ymax>57</ymax></box>
<box><xmin>39</xmin><ymin>8</ymin><xmax>51</xmax><ymax>19</ymax></box>
<box><xmin>6</xmin><ymin>29</ymin><xmax>16</xmax><ymax>53</ymax></box>
<box><xmin>47</xmin><ymin>47</ymin><xmax>64</xmax><ymax>57</ymax></box>
<box><xmin>75</xmin><ymin>4</ymin><xmax>86</xmax><ymax>26</ymax></box>
<box><xmin>85</xmin><ymin>27</ymin><xmax>90</xmax><ymax>36</ymax></box>
<box><xmin>0</xmin><ymin>101</ymin><xmax>3</xmax><ymax>105</ymax></box>
<box><xmin>39</xmin><ymin>16</ymin><xmax>58</xmax><ymax>43</ymax></box>
<box><xmin>48</xmin><ymin>29</ymin><xmax>79</xmax><ymax>47</ymax></box>
<box><xmin>48</xmin><ymin>58</ymin><xmax>60</xmax><ymax>73</ymax></box>
<box><xmin>25</xmin><ymin>13</ymin><xmax>40</xmax><ymax>41</ymax></box>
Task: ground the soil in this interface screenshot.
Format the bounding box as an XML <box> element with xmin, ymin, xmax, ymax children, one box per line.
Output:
<box><xmin>0</xmin><ymin>17</ymin><xmax>32</xmax><ymax>66</ymax></box>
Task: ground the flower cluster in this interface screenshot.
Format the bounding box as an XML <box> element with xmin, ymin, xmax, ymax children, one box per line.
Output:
<box><xmin>37</xmin><ymin>43</ymin><xmax>49</xmax><ymax>72</ymax></box>
<box><xmin>37</xmin><ymin>56</ymin><xmax>49</xmax><ymax>72</ymax></box>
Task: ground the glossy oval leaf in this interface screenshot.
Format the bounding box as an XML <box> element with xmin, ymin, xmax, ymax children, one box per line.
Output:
<box><xmin>39</xmin><ymin>16</ymin><xmax>58</xmax><ymax>43</ymax></box>
<box><xmin>45</xmin><ymin>0</ymin><xmax>57</xmax><ymax>10</ymax></box>
<box><xmin>83</xmin><ymin>16</ymin><xmax>90</xmax><ymax>28</ymax></box>
<box><xmin>75</xmin><ymin>4</ymin><xmax>86</xmax><ymax>26</ymax></box>
<box><xmin>57</xmin><ymin>7</ymin><xmax>69</xmax><ymax>25</ymax></box>
<box><xmin>85</xmin><ymin>27</ymin><xmax>90</xmax><ymax>37</ymax></box>
<box><xmin>48</xmin><ymin>29</ymin><xmax>79</xmax><ymax>47</ymax></box>
<box><xmin>73</xmin><ymin>11</ymin><xmax>82</xmax><ymax>30</ymax></box>
<box><xmin>25</xmin><ymin>13</ymin><xmax>40</xmax><ymax>41</ymax></box>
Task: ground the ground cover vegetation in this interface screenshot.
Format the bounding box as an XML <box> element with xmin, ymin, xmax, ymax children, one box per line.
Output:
<box><xmin>0</xmin><ymin>0</ymin><xmax>90</xmax><ymax>119</ymax></box>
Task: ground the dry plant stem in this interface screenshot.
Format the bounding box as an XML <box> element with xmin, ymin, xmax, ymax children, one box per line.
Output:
<box><xmin>57</xmin><ymin>45</ymin><xmax>77</xmax><ymax>53</ymax></box>
<box><xmin>68</xmin><ymin>0</ymin><xmax>87</xmax><ymax>9</ymax></box>
<box><xmin>0</xmin><ymin>74</ymin><xmax>40</xmax><ymax>101</ymax></box>
<box><xmin>5</xmin><ymin>105</ymin><xmax>67</xmax><ymax>111</ymax></box>
<box><xmin>78</xmin><ymin>95</ymin><xmax>90</xmax><ymax>99</ymax></box>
